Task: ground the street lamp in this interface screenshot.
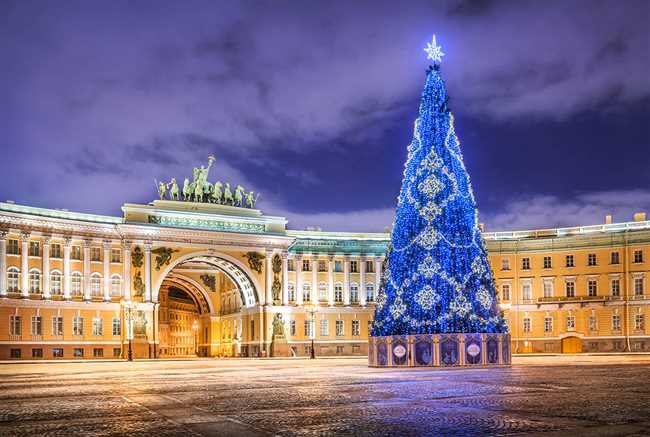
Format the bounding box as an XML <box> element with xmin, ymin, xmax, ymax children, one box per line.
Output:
<box><xmin>192</xmin><ymin>319</ymin><xmax>199</xmax><ymax>356</ymax></box>
<box><xmin>120</xmin><ymin>299</ymin><xmax>133</xmax><ymax>361</ymax></box>
<box><xmin>303</xmin><ymin>302</ymin><xmax>317</xmax><ymax>359</ymax></box>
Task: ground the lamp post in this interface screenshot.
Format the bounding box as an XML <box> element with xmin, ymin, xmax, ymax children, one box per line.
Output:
<box><xmin>192</xmin><ymin>319</ymin><xmax>199</xmax><ymax>356</ymax></box>
<box><xmin>303</xmin><ymin>302</ymin><xmax>316</xmax><ymax>359</ymax></box>
<box><xmin>120</xmin><ymin>299</ymin><xmax>133</xmax><ymax>361</ymax></box>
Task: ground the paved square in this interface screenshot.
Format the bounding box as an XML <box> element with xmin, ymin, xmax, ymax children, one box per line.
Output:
<box><xmin>0</xmin><ymin>356</ymin><xmax>649</xmax><ymax>436</ymax></box>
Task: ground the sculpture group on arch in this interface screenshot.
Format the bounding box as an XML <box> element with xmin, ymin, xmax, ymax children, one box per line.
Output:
<box><xmin>156</xmin><ymin>155</ymin><xmax>260</xmax><ymax>208</ymax></box>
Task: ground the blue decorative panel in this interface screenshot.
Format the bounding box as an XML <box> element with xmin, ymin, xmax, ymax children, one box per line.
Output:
<box><xmin>486</xmin><ymin>337</ymin><xmax>499</xmax><ymax>364</ymax></box>
<box><xmin>392</xmin><ymin>337</ymin><xmax>408</xmax><ymax>366</ymax></box>
<box><xmin>377</xmin><ymin>342</ymin><xmax>388</xmax><ymax>366</ymax></box>
<box><xmin>502</xmin><ymin>334</ymin><xmax>511</xmax><ymax>364</ymax></box>
<box><xmin>440</xmin><ymin>336</ymin><xmax>459</xmax><ymax>366</ymax></box>
<box><xmin>415</xmin><ymin>339</ymin><xmax>433</xmax><ymax>366</ymax></box>
<box><xmin>464</xmin><ymin>335</ymin><xmax>482</xmax><ymax>365</ymax></box>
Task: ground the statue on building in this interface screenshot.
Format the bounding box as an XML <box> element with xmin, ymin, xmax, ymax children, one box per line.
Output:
<box><xmin>272</xmin><ymin>313</ymin><xmax>285</xmax><ymax>338</ymax></box>
<box><xmin>223</xmin><ymin>183</ymin><xmax>233</xmax><ymax>205</ymax></box>
<box><xmin>168</xmin><ymin>178</ymin><xmax>179</xmax><ymax>201</ymax></box>
<box><xmin>211</xmin><ymin>181</ymin><xmax>223</xmax><ymax>204</ymax></box>
<box><xmin>156</xmin><ymin>180</ymin><xmax>167</xmax><ymax>200</ymax></box>
<box><xmin>245</xmin><ymin>191</ymin><xmax>259</xmax><ymax>208</ymax></box>
<box><xmin>182</xmin><ymin>177</ymin><xmax>191</xmax><ymax>201</ymax></box>
<box><xmin>234</xmin><ymin>185</ymin><xmax>245</xmax><ymax>207</ymax></box>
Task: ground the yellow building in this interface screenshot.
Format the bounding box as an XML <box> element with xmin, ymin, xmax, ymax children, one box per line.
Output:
<box><xmin>0</xmin><ymin>197</ymin><xmax>648</xmax><ymax>360</ymax></box>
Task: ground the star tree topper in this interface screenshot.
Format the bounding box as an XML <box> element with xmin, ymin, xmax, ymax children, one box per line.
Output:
<box><xmin>424</xmin><ymin>34</ymin><xmax>445</xmax><ymax>63</ymax></box>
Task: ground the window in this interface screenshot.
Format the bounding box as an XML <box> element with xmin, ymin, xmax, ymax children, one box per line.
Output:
<box><xmin>366</xmin><ymin>283</ymin><xmax>375</xmax><ymax>302</ymax></box>
<box><xmin>611</xmin><ymin>279</ymin><xmax>621</xmax><ymax>296</ymax></box>
<box><xmin>634</xmin><ymin>250</ymin><xmax>644</xmax><ymax>263</ymax></box>
<box><xmin>366</xmin><ymin>261</ymin><xmax>374</xmax><ymax>273</ymax></box>
<box><xmin>92</xmin><ymin>318</ymin><xmax>103</xmax><ymax>336</ymax></box>
<box><xmin>587</xmin><ymin>253</ymin><xmax>597</xmax><ymax>266</ymax></box>
<box><xmin>610</xmin><ymin>252</ymin><xmax>620</xmax><ymax>264</ymax></box>
<box><xmin>543</xmin><ymin>280</ymin><xmax>553</xmax><ymax>298</ymax></box>
<box><xmin>29</xmin><ymin>241</ymin><xmax>40</xmax><ymax>257</ymax></box>
<box><xmin>543</xmin><ymin>256</ymin><xmax>552</xmax><ymax>269</ymax></box>
<box><xmin>90</xmin><ymin>274</ymin><xmax>102</xmax><ymax>297</ymax></box>
<box><xmin>336</xmin><ymin>345</ymin><xmax>344</xmax><ymax>354</ymax></box>
<box><xmin>91</xmin><ymin>247</ymin><xmax>101</xmax><ymax>262</ymax></box>
<box><xmin>302</xmin><ymin>282</ymin><xmax>311</xmax><ymax>302</ymax></box>
<box><xmin>51</xmin><ymin>271</ymin><xmax>62</xmax><ymax>295</ymax></box>
<box><xmin>304</xmin><ymin>319</ymin><xmax>313</xmax><ymax>338</ymax></box>
<box><xmin>501</xmin><ymin>258</ymin><xmax>510</xmax><ymax>270</ymax></box>
<box><xmin>318</xmin><ymin>260</ymin><xmax>326</xmax><ymax>272</ymax></box>
<box><xmin>588</xmin><ymin>280</ymin><xmax>598</xmax><ymax>297</ymax></box>
<box><xmin>334</xmin><ymin>261</ymin><xmax>342</xmax><ymax>272</ymax></box>
<box><xmin>73</xmin><ymin>348</ymin><xmax>84</xmax><ymax>358</ymax></box>
<box><xmin>566</xmin><ymin>315</ymin><xmax>575</xmax><ymax>331</ymax></box>
<box><xmin>334</xmin><ymin>283</ymin><xmax>343</xmax><ymax>303</ymax></box>
<box><xmin>635</xmin><ymin>314</ymin><xmax>645</xmax><ymax>331</ymax></box>
<box><xmin>320</xmin><ymin>319</ymin><xmax>329</xmax><ymax>336</ymax></box>
<box><xmin>10</xmin><ymin>315</ymin><xmax>21</xmax><ymax>336</ymax></box>
<box><xmin>73</xmin><ymin>316</ymin><xmax>83</xmax><ymax>336</ymax></box>
<box><xmin>32</xmin><ymin>348</ymin><xmax>43</xmax><ymax>358</ymax></box>
<box><xmin>544</xmin><ymin>316</ymin><xmax>553</xmax><ymax>333</ymax></box>
<box><xmin>336</xmin><ymin>320</ymin><xmax>344</xmax><ymax>336</ymax></box>
<box><xmin>31</xmin><ymin>316</ymin><xmax>42</xmax><ymax>336</ymax></box>
<box><xmin>71</xmin><ymin>272</ymin><xmax>82</xmax><ymax>296</ymax></box>
<box><xmin>53</xmin><ymin>348</ymin><xmax>63</xmax><ymax>358</ymax></box>
<box><xmin>521</xmin><ymin>257</ymin><xmax>530</xmax><ymax>270</ymax></box>
<box><xmin>93</xmin><ymin>348</ymin><xmax>104</xmax><ymax>358</ymax></box>
<box><xmin>10</xmin><ymin>348</ymin><xmax>21</xmax><ymax>359</ymax></box>
<box><xmin>350</xmin><ymin>283</ymin><xmax>359</xmax><ymax>303</ymax></box>
<box><xmin>51</xmin><ymin>244</ymin><xmax>62</xmax><ymax>259</ymax></box>
<box><xmin>110</xmin><ymin>275</ymin><xmax>121</xmax><ymax>296</ymax></box>
<box><xmin>7</xmin><ymin>239</ymin><xmax>19</xmax><ymax>255</ymax></box>
<box><xmin>521</xmin><ymin>283</ymin><xmax>532</xmax><ymax>300</ymax></box>
<box><xmin>302</xmin><ymin>259</ymin><xmax>310</xmax><ymax>271</ymax></box>
<box><xmin>565</xmin><ymin>281</ymin><xmax>575</xmax><ymax>298</ymax></box>
<box><xmin>589</xmin><ymin>315</ymin><xmax>597</xmax><ymax>331</ymax></box>
<box><xmin>501</xmin><ymin>284</ymin><xmax>511</xmax><ymax>301</ymax></box>
<box><xmin>612</xmin><ymin>314</ymin><xmax>621</xmax><ymax>331</ymax></box>
<box><xmin>523</xmin><ymin>317</ymin><xmax>531</xmax><ymax>333</ymax></box>
<box><xmin>635</xmin><ymin>277</ymin><xmax>644</xmax><ymax>295</ymax></box>
<box><xmin>7</xmin><ymin>267</ymin><xmax>20</xmax><ymax>292</ymax></box>
<box><xmin>113</xmin><ymin>348</ymin><xmax>121</xmax><ymax>358</ymax></box>
<box><xmin>111</xmin><ymin>249</ymin><xmax>121</xmax><ymax>263</ymax></box>
<box><xmin>352</xmin><ymin>320</ymin><xmax>360</xmax><ymax>336</ymax></box>
<box><xmin>288</xmin><ymin>283</ymin><xmax>296</xmax><ymax>302</ymax></box>
<box><xmin>29</xmin><ymin>269</ymin><xmax>41</xmax><ymax>293</ymax></box>
<box><xmin>566</xmin><ymin>255</ymin><xmax>574</xmax><ymax>267</ymax></box>
<box><xmin>289</xmin><ymin>320</ymin><xmax>296</xmax><ymax>336</ymax></box>
<box><xmin>52</xmin><ymin>316</ymin><xmax>63</xmax><ymax>336</ymax></box>
<box><xmin>350</xmin><ymin>261</ymin><xmax>358</xmax><ymax>273</ymax></box>
<box><xmin>71</xmin><ymin>246</ymin><xmax>81</xmax><ymax>260</ymax></box>
<box><xmin>287</xmin><ymin>260</ymin><xmax>295</xmax><ymax>271</ymax></box>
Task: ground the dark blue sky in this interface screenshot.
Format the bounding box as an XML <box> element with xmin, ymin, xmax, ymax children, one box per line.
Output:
<box><xmin>1</xmin><ymin>0</ymin><xmax>649</xmax><ymax>232</ymax></box>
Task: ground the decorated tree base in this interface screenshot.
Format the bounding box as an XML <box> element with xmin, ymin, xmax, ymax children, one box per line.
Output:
<box><xmin>369</xmin><ymin>333</ymin><xmax>510</xmax><ymax>368</ymax></box>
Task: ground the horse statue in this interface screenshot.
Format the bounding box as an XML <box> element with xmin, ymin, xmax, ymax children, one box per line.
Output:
<box><xmin>168</xmin><ymin>178</ymin><xmax>179</xmax><ymax>201</ymax></box>
<box><xmin>223</xmin><ymin>183</ymin><xmax>233</xmax><ymax>205</ymax></box>
<box><xmin>234</xmin><ymin>185</ymin><xmax>245</xmax><ymax>207</ymax></box>
<box><xmin>211</xmin><ymin>181</ymin><xmax>223</xmax><ymax>204</ymax></box>
<box><xmin>245</xmin><ymin>191</ymin><xmax>260</xmax><ymax>208</ymax></box>
<box><xmin>182</xmin><ymin>178</ymin><xmax>191</xmax><ymax>201</ymax></box>
<box><xmin>156</xmin><ymin>180</ymin><xmax>167</xmax><ymax>200</ymax></box>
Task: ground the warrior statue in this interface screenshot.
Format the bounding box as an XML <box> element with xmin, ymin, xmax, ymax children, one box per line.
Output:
<box><xmin>223</xmin><ymin>183</ymin><xmax>233</xmax><ymax>205</ymax></box>
<box><xmin>234</xmin><ymin>185</ymin><xmax>245</xmax><ymax>207</ymax></box>
<box><xmin>182</xmin><ymin>178</ymin><xmax>191</xmax><ymax>201</ymax></box>
<box><xmin>272</xmin><ymin>313</ymin><xmax>285</xmax><ymax>338</ymax></box>
<box><xmin>245</xmin><ymin>191</ymin><xmax>260</xmax><ymax>208</ymax></box>
<box><xmin>168</xmin><ymin>178</ymin><xmax>179</xmax><ymax>201</ymax></box>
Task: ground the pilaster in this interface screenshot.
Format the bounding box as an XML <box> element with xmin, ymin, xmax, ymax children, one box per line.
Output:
<box><xmin>20</xmin><ymin>231</ymin><xmax>30</xmax><ymax>298</ymax></box>
<box><xmin>359</xmin><ymin>256</ymin><xmax>366</xmax><ymax>306</ymax></box>
<box><xmin>144</xmin><ymin>241</ymin><xmax>152</xmax><ymax>302</ymax></box>
<box><xmin>83</xmin><ymin>239</ymin><xmax>91</xmax><ymax>301</ymax></box>
<box><xmin>102</xmin><ymin>240</ymin><xmax>111</xmax><ymax>302</ymax></box>
<box><xmin>265</xmin><ymin>249</ymin><xmax>273</xmax><ymax>305</ymax></box>
<box><xmin>311</xmin><ymin>254</ymin><xmax>318</xmax><ymax>303</ymax></box>
<box><xmin>327</xmin><ymin>255</ymin><xmax>334</xmax><ymax>306</ymax></box>
<box><xmin>63</xmin><ymin>237</ymin><xmax>72</xmax><ymax>300</ymax></box>
<box><xmin>0</xmin><ymin>230</ymin><xmax>7</xmax><ymax>297</ymax></box>
<box><xmin>295</xmin><ymin>255</ymin><xmax>303</xmax><ymax>305</ymax></box>
<box><xmin>123</xmin><ymin>240</ymin><xmax>132</xmax><ymax>301</ymax></box>
<box><xmin>281</xmin><ymin>252</ymin><xmax>289</xmax><ymax>306</ymax></box>
<box><xmin>42</xmin><ymin>235</ymin><xmax>51</xmax><ymax>299</ymax></box>
<box><xmin>343</xmin><ymin>256</ymin><xmax>350</xmax><ymax>306</ymax></box>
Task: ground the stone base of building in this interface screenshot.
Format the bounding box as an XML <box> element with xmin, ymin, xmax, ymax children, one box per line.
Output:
<box><xmin>368</xmin><ymin>333</ymin><xmax>511</xmax><ymax>368</ymax></box>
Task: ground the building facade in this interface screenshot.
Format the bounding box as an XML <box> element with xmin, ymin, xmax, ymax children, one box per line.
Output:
<box><xmin>0</xmin><ymin>199</ymin><xmax>648</xmax><ymax>360</ymax></box>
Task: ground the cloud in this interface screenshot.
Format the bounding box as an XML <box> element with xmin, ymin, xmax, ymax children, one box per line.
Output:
<box><xmin>271</xmin><ymin>207</ymin><xmax>396</xmax><ymax>233</ymax></box>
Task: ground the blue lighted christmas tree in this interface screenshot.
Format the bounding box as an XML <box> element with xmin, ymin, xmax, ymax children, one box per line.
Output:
<box><xmin>372</xmin><ymin>36</ymin><xmax>507</xmax><ymax>336</ymax></box>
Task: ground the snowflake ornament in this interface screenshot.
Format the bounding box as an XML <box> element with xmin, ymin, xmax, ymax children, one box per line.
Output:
<box><xmin>424</xmin><ymin>34</ymin><xmax>445</xmax><ymax>63</ymax></box>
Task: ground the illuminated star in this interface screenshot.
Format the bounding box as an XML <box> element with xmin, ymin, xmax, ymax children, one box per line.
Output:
<box><xmin>424</xmin><ymin>34</ymin><xmax>445</xmax><ymax>63</ymax></box>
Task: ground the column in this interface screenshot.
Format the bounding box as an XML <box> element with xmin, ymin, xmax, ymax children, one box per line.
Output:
<box><xmin>343</xmin><ymin>256</ymin><xmax>350</xmax><ymax>305</ymax></box>
<box><xmin>83</xmin><ymin>239</ymin><xmax>91</xmax><ymax>301</ymax></box>
<box><xmin>295</xmin><ymin>255</ymin><xmax>303</xmax><ymax>305</ymax></box>
<box><xmin>265</xmin><ymin>249</ymin><xmax>273</xmax><ymax>305</ymax></box>
<box><xmin>63</xmin><ymin>237</ymin><xmax>71</xmax><ymax>300</ymax></box>
<box><xmin>20</xmin><ymin>232</ymin><xmax>29</xmax><ymax>298</ymax></box>
<box><xmin>102</xmin><ymin>240</ymin><xmax>111</xmax><ymax>302</ymax></box>
<box><xmin>0</xmin><ymin>230</ymin><xmax>7</xmax><ymax>297</ymax></box>
<box><xmin>311</xmin><ymin>254</ymin><xmax>318</xmax><ymax>304</ymax></box>
<box><xmin>374</xmin><ymin>257</ymin><xmax>382</xmax><ymax>293</ymax></box>
<box><xmin>359</xmin><ymin>256</ymin><xmax>366</xmax><ymax>306</ymax></box>
<box><xmin>123</xmin><ymin>241</ymin><xmax>132</xmax><ymax>301</ymax></box>
<box><xmin>281</xmin><ymin>252</ymin><xmax>289</xmax><ymax>305</ymax></box>
<box><xmin>144</xmin><ymin>241</ymin><xmax>152</xmax><ymax>302</ymax></box>
<box><xmin>42</xmin><ymin>236</ymin><xmax>51</xmax><ymax>299</ymax></box>
<box><xmin>327</xmin><ymin>255</ymin><xmax>334</xmax><ymax>306</ymax></box>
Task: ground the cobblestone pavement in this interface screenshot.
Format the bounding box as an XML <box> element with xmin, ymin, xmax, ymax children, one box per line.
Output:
<box><xmin>0</xmin><ymin>356</ymin><xmax>649</xmax><ymax>436</ymax></box>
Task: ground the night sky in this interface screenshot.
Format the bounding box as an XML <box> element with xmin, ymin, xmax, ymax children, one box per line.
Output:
<box><xmin>2</xmin><ymin>0</ymin><xmax>649</xmax><ymax>232</ymax></box>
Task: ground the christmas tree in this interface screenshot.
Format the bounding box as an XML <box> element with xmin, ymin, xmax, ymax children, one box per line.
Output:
<box><xmin>372</xmin><ymin>36</ymin><xmax>507</xmax><ymax>337</ymax></box>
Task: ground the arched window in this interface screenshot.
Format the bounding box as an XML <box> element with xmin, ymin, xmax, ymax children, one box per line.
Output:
<box><xmin>50</xmin><ymin>270</ymin><xmax>63</xmax><ymax>295</ymax></box>
<box><xmin>318</xmin><ymin>281</ymin><xmax>328</xmax><ymax>301</ymax></box>
<box><xmin>302</xmin><ymin>282</ymin><xmax>311</xmax><ymax>302</ymax></box>
<box><xmin>7</xmin><ymin>267</ymin><xmax>20</xmax><ymax>292</ymax></box>
<box><xmin>350</xmin><ymin>283</ymin><xmax>359</xmax><ymax>303</ymax></box>
<box><xmin>71</xmin><ymin>272</ymin><xmax>82</xmax><ymax>296</ymax></box>
<box><xmin>334</xmin><ymin>283</ymin><xmax>343</xmax><ymax>303</ymax></box>
<box><xmin>366</xmin><ymin>283</ymin><xmax>375</xmax><ymax>302</ymax></box>
<box><xmin>90</xmin><ymin>273</ymin><xmax>102</xmax><ymax>296</ymax></box>
<box><xmin>29</xmin><ymin>269</ymin><xmax>41</xmax><ymax>294</ymax></box>
<box><xmin>110</xmin><ymin>275</ymin><xmax>122</xmax><ymax>297</ymax></box>
<box><xmin>288</xmin><ymin>282</ymin><xmax>296</xmax><ymax>302</ymax></box>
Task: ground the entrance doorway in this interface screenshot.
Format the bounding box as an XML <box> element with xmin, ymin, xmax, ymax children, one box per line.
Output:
<box><xmin>561</xmin><ymin>336</ymin><xmax>582</xmax><ymax>353</ymax></box>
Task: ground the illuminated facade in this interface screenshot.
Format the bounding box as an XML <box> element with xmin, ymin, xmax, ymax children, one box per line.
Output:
<box><xmin>0</xmin><ymin>200</ymin><xmax>648</xmax><ymax>359</ymax></box>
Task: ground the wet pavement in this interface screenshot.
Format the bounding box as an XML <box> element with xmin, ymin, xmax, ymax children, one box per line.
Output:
<box><xmin>0</xmin><ymin>356</ymin><xmax>649</xmax><ymax>436</ymax></box>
